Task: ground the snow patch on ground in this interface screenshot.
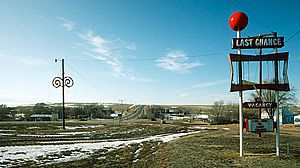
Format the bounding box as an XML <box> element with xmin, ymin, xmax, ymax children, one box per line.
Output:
<box><xmin>1</xmin><ymin>131</ymin><xmax>91</xmax><ymax>138</ymax></box>
<box><xmin>133</xmin><ymin>143</ymin><xmax>143</xmax><ymax>160</ymax></box>
<box><xmin>57</xmin><ymin>125</ymin><xmax>99</xmax><ymax>130</ymax></box>
<box><xmin>0</xmin><ymin>133</ymin><xmax>14</xmax><ymax>136</ymax></box>
<box><xmin>58</xmin><ymin>132</ymin><xmax>91</xmax><ymax>135</ymax></box>
<box><xmin>0</xmin><ymin>130</ymin><xmax>15</xmax><ymax>132</ymax></box>
<box><xmin>27</xmin><ymin>126</ymin><xmax>40</xmax><ymax>130</ymax></box>
<box><xmin>0</xmin><ymin>131</ymin><xmax>200</xmax><ymax>167</ymax></box>
<box><xmin>17</xmin><ymin>134</ymin><xmax>66</xmax><ymax>138</ymax></box>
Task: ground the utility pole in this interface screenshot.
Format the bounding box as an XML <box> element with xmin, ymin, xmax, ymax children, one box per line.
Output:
<box><xmin>52</xmin><ymin>59</ymin><xmax>74</xmax><ymax>130</ymax></box>
<box><xmin>62</xmin><ymin>59</ymin><xmax>65</xmax><ymax>129</ymax></box>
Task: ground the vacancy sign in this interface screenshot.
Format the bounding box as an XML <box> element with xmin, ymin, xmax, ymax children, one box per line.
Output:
<box><xmin>242</xmin><ymin>102</ymin><xmax>277</xmax><ymax>108</ymax></box>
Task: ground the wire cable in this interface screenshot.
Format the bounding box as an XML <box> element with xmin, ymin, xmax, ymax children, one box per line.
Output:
<box><xmin>65</xmin><ymin>62</ymin><xmax>120</xmax><ymax>101</ymax></box>
<box><xmin>235</xmin><ymin>1</ymin><xmax>273</xmax><ymax>33</ymax></box>
<box><xmin>285</xmin><ymin>30</ymin><xmax>300</xmax><ymax>43</ymax></box>
<box><xmin>65</xmin><ymin>52</ymin><xmax>227</xmax><ymax>62</ymax></box>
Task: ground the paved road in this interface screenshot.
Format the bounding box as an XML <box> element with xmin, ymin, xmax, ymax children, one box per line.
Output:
<box><xmin>121</xmin><ymin>105</ymin><xmax>145</xmax><ymax>120</ymax></box>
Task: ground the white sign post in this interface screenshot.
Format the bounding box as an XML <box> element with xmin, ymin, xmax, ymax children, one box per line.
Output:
<box><xmin>229</xmin><ymin>11</ymin><xmax>248</xmax><ymax>157</ymax></box>
<box><xmin>237</xmin><ymin>29</ymin><xmax>243</xmax><ymax>157</ymax></box>
<box><xmin>274</xmin><ymin>33</ymin><xmax>280</xmax><ymax>156</ymax></box>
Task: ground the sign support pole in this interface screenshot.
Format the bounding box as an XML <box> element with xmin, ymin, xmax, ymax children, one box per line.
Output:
<box><xmin>237</xmin><ymin>29</ymin><xmax>243</xmax><ymax>157</ymax></box>
<box><xmin>274</xmin><ymin>32</ymin><xmax>280</xmax><ymax>156</ymax></box>
<box><xmin>258</xmin><ymin>47</ymin><xmax>262</xmax><ymax>137</ymax></box>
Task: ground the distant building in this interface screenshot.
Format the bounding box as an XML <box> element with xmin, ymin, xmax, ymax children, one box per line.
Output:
<box><xmin>282</xmin><ymin>108</ymin><xmax>294</xmax><ymax>124</ymax></box>
<box><xmin>29</xmin><ymin>114</ymin><xmax>58</xmax><ymax>121</ymax></box>
<box><xmin>263</xmin><ymin>108</ymin><xmax>295</xmax><ymax>124</ymax></box>
<box><xmin>78</xmin><ymin>115</ymin><xmax>89</xmax><ymax>121</ymax></box>
<box><xmin>192</xmin><ymin>114</ymin><xmax>209</xmax><ymax>120</ymax></box>
<box><xmin>162</xmin><ymin>107</ymin><xmax>185</xmax><ymax>117</ymax></box>
<box><xmin>110</xmin><ymin>111</ymin><xmax>120</xmax><ymax>118</ymax></box>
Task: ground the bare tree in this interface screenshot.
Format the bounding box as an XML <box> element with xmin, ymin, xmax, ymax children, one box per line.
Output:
<box><xmin>249</xmin><ymin>86</ymin><xmax>297</xmax><ymax>118</ymax></box>
<box><xmin>0</xmin><ymin>104</ymin><xmax>11</xmax><ymax>121</ymax></box>
<box><xmin>210</xmin><ymin>101</ymin><xmax>239</xmax><ymax>124</ymax></box>
<box><xmin>210</xmin><ymin>100</ymin><xmax>226</xmax><ymax>124</ymax></box>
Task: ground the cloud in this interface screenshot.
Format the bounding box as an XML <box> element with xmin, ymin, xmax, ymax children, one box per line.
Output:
<box><xmin>79</xmin><ymin>31</ymin><xmax>127</xmax><ymax>78</ymax></box>
<box><xmin>0</xmin><ymin>92</ymin><xmax>40</xmax><ymax>106</ymax></box>
<box><xmin>172</xmin><ymin>89</ymin><xmax>190</xmax><ymax>98</ymax></box>
<box><xmin>156</xmin><ymin>50</ymin><xmax>202</xmax><ymax>73</ymax></box>
<box><xmin>79</xmin><ymin>31</ymin><xmax>151</xmax><ymax>82</ymax></box>
<box><xmin>193</xmin><ymin>92</ymin><xmax>238</xmax><ymax>105</ymax></box>
<box><xmin>16</xmin><ymin>56</ymin><xmax>48</xmax><ymax>66</ymax></box>
<box><xmin>111</xmin><ymin>39</ymin><xmax>137</xmax><ymax>51</ymax></box>
<box><xmin>179</xmin><ymin>92</ymin><xmax>189</xmax><ymax>97</ymax></box>
<box><xmin>192</xmin><ymin>79</ymin><xmax>228</xmax><ymax>89</ymax></box>
<box><xmin>0</xmin><ymin>54</ymin><xmax>48</xmax><ymax>66</ymax></box>
<box><xmin>55</xmin><ymin>17</ymin><xmax>150</xmax><ymax>83</ymax></box>
<box><xmin>208</xmin><ymin>92</ymin><xmax>237</xmax><ymax>99</ymax></box>
<box><xmin>58</xmin><ymin>17</ymin><xmax>75</xmax><ymax>31</ymax></box>
<box><xmin>207</xmin><ymin>92</ymin><xmax>238</xmax><ymax>103</ymax></box>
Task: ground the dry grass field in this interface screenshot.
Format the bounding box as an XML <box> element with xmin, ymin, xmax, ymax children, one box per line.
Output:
<box><xmin>1</xmin><ymin>120</ymin><xmax>300</xmax><ymax>167</ymax></box>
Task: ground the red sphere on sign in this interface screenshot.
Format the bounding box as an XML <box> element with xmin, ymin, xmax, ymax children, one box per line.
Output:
<box><xmin>229</xmin><ymin>12</ymin><xmax>248</xmax><ymax>31</ymax></box>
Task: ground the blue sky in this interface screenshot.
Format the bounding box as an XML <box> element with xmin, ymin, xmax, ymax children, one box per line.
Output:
<box><xmin>0</xmin><ymin>0</ymin><xmax>300</xmax><ymax>106</ymax></box>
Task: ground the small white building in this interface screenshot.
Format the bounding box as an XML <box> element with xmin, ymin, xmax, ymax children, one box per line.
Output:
<box><xmin>15</xmin><ymin>113</ymin><xmax>26</xmax><ymax>121</ymax></box>
<box><xmin>110</xmin><ymin>111</ymin><xmax>121</xmax><ymax>118</ymax></box>
<box><xmin>192</xmin><ymin>114</ymin><xmax>209</xmax><ymax>120</ymax></box>
<box><xmin>262</xmin><ymin>108</ymin><xmax>295</xmax><ymax>124</ymax></box>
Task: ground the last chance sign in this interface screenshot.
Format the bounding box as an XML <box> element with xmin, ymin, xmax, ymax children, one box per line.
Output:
<box><xmin>232</xmin><ymin>37</ymin><xmax>284</xmax><ymax>49</ymax></box>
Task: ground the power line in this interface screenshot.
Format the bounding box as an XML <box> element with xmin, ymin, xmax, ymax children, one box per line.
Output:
<box><xmin>191</xmin><ymin>0</ymin><xmax>226</xmax><ymax>25</ymax></box>
<box><xmin>248</xmin><ymin>11</ymin><xmax>273</xmax><ymax>33</ymax></box>
<box><xmin>65</xmin><ymin>52</ymin><xmax>227</xmax><ymax>62</ymax></box>
<box><xmin>64</xmin><ymin>62</ymin><xmax>120</xmax><ymax>101</ymax></box>
<box><xmin>235</xmin><ymin>1</ymin><xmax>273</xmax><ymax>33</ymax></box>
<box><xmin>285</xmin><ymin>30</ymin><xmax>300</xmax><ymax>43</ymax></box>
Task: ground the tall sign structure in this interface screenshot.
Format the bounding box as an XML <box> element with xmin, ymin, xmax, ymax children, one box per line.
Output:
<box><xmin>228</xmin><ymin>12</ymin><xmax>290</xmax><ymax>157</ymax></box>
<box><xmin>229</xmin><ymin>11</ymin><xmax>248</xmax><ymax>157</ymax></box>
